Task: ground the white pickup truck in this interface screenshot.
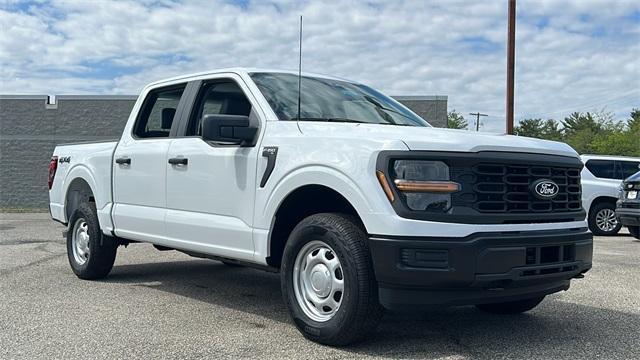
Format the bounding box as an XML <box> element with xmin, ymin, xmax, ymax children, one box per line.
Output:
<box><xmin>49</xmin><ymin>68</ymin><xmax>593</xmax><ymax>345</ymax></box>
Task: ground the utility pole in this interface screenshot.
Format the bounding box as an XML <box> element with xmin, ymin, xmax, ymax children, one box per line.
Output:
<box><xmin>469</xmin><ymin>112</ymin><xmax>488</xmax><ymax>132</ymax></box>
<box><xmin>506</xmin><ymin>0</ymin><xmax>516</xmax><ymax>134</ymax></box>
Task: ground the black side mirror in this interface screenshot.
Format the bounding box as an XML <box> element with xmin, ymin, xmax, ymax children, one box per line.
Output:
<box><xmin>201</xmin><ymin>114</ymin><xmax>257</xmax><ymax>145</ymax></box>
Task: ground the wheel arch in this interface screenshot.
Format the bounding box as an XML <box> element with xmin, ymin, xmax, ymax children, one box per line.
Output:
<box><xmin>64</xmin><ymin>177</ymin><xmax>96</xmax><ymax>222</ymax></box>
<box><xmin>588</xmin><ymin>196</ymin><xmax>618</xmax><ymax>216</ymax></box>
<box><xmin>61</xmin><ymin>165</ymin><xmax>100</xmax><ymax>223</ymax></box>
<box><xmin>265</xmin><ymin>183</ymin><xmax>368</xmax><ymax>268</ymax></box>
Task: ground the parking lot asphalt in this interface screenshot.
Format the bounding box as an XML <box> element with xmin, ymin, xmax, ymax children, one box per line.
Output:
<box><xmin>1</xmin><ymin>213</ymin><xmax>638</xmax><ymax>360</ymax></box>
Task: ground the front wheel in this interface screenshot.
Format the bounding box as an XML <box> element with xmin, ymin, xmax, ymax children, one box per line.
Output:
<box><xmin>67</xmin><ymin>203</ymin><xmax>118</xmax><ymax>280</ymax></box>
<box><xmin>628</xmin><ymin>226</ymin><xmax>640</xmax><ymax>239</ymax></box>
<box><xmin>589</xmin><ymin>202</ymin><xmax>621</xmax><ymax>236</ymax></box>
<box><xmin>281</xmin><ymin>213</ymin><xmax>383</xmax><ymax>346</ymax></box>
<box><xmin>475</xmin><ymin>296</ymin><xmax>545</xmax><ymax>314</ymax></box>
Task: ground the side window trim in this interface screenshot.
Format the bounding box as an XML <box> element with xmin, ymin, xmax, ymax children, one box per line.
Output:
<box><xmin>131</xmin><ymin>82</ymin><xmax>188</xmax><ymax>140</ymax></box>
<box><xmin>170</xmin><ymin>81</ymin><xmax>201</xmax><ymax>138</ymax></box>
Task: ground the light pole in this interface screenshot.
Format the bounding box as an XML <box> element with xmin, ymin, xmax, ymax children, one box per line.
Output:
<box><xmin>506</xmin><ymin>0</ymin><xmax>516</xmax><ymax>134</ymax></box>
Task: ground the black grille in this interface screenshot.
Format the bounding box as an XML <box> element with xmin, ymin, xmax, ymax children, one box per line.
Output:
<box><xmin>452</xmin><ymin>163</ymin><xmax>582</xmax><ymax>214</ymax></box>
<box><xmin>620</xmin><ymin>202</ymin><xmax>640</xmax><ymax>209</ymax></box>
<box><xmin>377</xmin><ymin>150</ymin><xmax>586</xmax><ymax>224</ymax></box>
<box><xmin>521</xmin><ymin>244</ymin><xmax>577</xmax><ymax>277</ymax></box>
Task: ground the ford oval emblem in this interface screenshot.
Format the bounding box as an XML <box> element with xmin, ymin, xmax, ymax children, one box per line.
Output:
<box><xmin>531</xmin><ymin>179</ymin><xmax>559</xmax><ymax>199</ymax></box>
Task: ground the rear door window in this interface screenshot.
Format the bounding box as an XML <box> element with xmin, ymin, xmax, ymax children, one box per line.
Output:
<box><xmin>133</xmin><ymin>85</ymin><xmax>186</xmax><ymax>138</ymax></box>
<box><xmin>617</xmin><ymin>161</ymin><xmax>640</xmax><ymax>180</ymax></box>
<box><xmin>585</xmin><ymin>160</ymin><xmax>616</xmax><ymax>179</ymax></box>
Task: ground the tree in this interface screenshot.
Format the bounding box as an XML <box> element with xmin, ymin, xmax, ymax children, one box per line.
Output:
<box><xmin>566</xmin><ymin>128</ymin><xmax>599</xmax><ymax>154</ymax></box>
<box><xmin>447</xmin><ymin>110</ymin><xmax>468</xmax><ymax>129</ymax></box>
<box><xmin>592</xmin><ymin>128</ymin><xmax>640</xmax><ymax>157</ymax></box>
<box><xmin>509</xmin><ymin>110</ymin><xmax>638</xmax><ymax>156</ymax></box>
<box><xmin>561</xmin><ymin>112</ymin><xmax>601</xmax><ymax>137</ymax></box>
<box><xmin>514</xmin><ymin>118</ymin><xmax>545</xmax><ymax>138</ymax></box>
<box><xmin>514</xmin><ymin>118</ymin><xmax>563</xmax><ymax>141</ymax></box>
<box><xmin>628</xmin><ymin>108</ymin><xmax>640</xmax><ymax>131</ymax></box>
<box><xmin>542</xmin><ymin>119</ymin><xmax>564</xmax><ymax>141</ymax></box>
<box><xmin>561</xmin><ymin>110</ymin><xmax>635</xmax><ymax>155</ymax></box>
<box><xmin>594</xmin><ymin>109</ymin><xmax>640</xmax><ymax>157</ymax></box>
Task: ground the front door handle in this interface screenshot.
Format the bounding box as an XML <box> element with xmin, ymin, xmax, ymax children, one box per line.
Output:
<box><xmin>115</xmin><ymin>157</ymin><xmax>131</xmax><ymax>165</ymax></box>
<box><xmin>168</xmin><ymin>157</ymin><xmax>188</xmax><ymax>165</ymax></box>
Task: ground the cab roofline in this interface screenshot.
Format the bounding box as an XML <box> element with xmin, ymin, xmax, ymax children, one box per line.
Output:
<box><xmin>145</xmin><ymin>68</ymin><xmax>357</xmax><ymax>88</ymax></box>
<box><xmin>580</xmin><ymin>154</ymin><xmax>640</xmax><ymax>162</ymax></box>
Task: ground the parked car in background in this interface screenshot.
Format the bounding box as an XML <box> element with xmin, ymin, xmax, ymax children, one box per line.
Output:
<box><xmin>616</xmin><ymin>170</ymin><xmax>640</xmax><ymax>239</ymax></box>
<box><xmin>581</xmin><ymin>155</ymin><xmax>640</xmax><ymax>235</ymax></box>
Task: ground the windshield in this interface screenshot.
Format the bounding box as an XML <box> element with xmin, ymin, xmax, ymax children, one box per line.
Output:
<box><xmin>250</xmin><ymin>72</ymin><xmax>430</xmax><ymax>127</ymax></box>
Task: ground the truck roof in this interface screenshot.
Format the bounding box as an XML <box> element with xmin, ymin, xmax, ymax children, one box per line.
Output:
<box><xmin>146</xmin><ymin>67</ymin><xmax>356</xmax><ymax>88</ymax></box>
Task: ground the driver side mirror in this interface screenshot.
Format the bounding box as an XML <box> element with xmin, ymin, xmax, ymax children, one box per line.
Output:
<box><xmin>201</xmin><ymin>114</ymin><xmax>257</xmax><ymax>145</ymax></box>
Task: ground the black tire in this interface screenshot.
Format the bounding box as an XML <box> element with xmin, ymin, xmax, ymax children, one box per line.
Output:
<box><xmin>628</xmin><ymin>226</ymin><xmax>640</xmax><ymax>239</ymax></box>
<box><xmin>281</xmin><ymin>213</ymin><xmax>383</xmax><ymax>346</ymax></box>
<box><xmin>66</xmin><ymin>202</ymin><xmax>118</xmax><ymax>280</ymax></box>
<box><xmin>588</xmin><ymin>202</ymin><xmax>622</xmax><ymax>236</ymax></box>
<box><xmin>476</xmin><ymin>296</ymin><xmax>545</xmax><ymax>314</ymax></box>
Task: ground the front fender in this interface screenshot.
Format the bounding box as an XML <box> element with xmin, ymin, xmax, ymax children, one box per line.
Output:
<box><xmin>257</xmin><ymin>165</ymin><xmax>389</xmax><ymax>232</ymax></box>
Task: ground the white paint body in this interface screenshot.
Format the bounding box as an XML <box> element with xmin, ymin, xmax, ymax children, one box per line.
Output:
<box><xmin>49</xmin><ymin>68</ymin><xmax>587</xmax><ymax>266</ymax></box>
<box><xmin>580</xmin><ymin>154</ymin><xmax>640</xmax><ymax>215</ymax></box>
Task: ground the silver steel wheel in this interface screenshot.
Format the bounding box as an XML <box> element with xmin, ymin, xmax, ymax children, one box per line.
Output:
<box><xmin>293</xmin><ymin>240</ymin><xmax>344</xmax><ymax>322</ymax></box>
<box><xmin>596</xmin><ymin>208</ymin><xmax>618</xmax><ymax>232</ymax></box>
<box><xmin>72</xmin><ymin>218</ymin><xmax>90</xmax><ymax>265</ymax></box>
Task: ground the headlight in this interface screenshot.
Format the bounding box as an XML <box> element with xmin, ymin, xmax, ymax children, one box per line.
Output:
<box><xmin>389</xmin><ymin>160</ymin><xmax>460</xmax><ymax>213</ymax></box>
<box><xmin>618</xmin><ymin>183</ymin><xmax>624</xmax><ymax>200</ymax></box>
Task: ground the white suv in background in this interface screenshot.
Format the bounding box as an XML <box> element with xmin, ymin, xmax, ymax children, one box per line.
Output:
<box><xmin>581</xmin><ymin>155</ymin><xmax>640</xmax><ymax>235</ymax></box>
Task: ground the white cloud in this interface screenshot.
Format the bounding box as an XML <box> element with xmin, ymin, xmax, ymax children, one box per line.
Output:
<box><xmin>0</xmin><ymin>0</ymin><xmax>638</xmax><ymax>132</ymax></box>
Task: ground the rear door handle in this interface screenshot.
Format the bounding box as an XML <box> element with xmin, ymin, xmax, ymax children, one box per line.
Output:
<box><xmin>115</xmin><ymin>157</ymin><xmax>131</xmax><ymax>165</ymax></box>
<box><xmin>168</xmin><ymin>157</ymin><xmax>188</xmax><ymax>165</ymax></box>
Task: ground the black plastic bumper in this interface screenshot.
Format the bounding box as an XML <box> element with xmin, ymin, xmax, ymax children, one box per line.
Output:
<box><xmin>616</xmin><ymin>207</ymin><xmax>640</xmax><ymax>227</ymax></box>
<box><xmin>369</xmin><ymin>228</ymin><xmax>593</xmax><ymax>309</ymax></box>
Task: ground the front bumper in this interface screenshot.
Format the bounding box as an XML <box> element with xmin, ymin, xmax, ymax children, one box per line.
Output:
<box><xmin>615</xmin><ymin>206</ymin><xmax>640</xmax><ymax>227</ymax></box>
<box><xmin>369</xmin><ymin>228</ymin><xmax>592</xmax><ymax>309</ymax></box>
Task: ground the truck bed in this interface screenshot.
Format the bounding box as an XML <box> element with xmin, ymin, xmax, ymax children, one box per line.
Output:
<box><xmin>49</xmin><ymin>140</ymin><xmax>118</xmax><ymax>230</ymax></box>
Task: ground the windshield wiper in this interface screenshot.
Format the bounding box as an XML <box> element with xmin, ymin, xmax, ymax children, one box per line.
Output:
<box><xmin>363</xmin><ymin>95</ymin><xmax>421</xmax><ymax>125</ymax></box>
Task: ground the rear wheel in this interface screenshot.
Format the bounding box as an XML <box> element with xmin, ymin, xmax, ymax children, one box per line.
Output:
<box><xmin>628</xmin><ymin>226</ymin><xmax>640</xmax><ymax>239</ymax></box>
<box><xmin>281</xmin><ymin>213</ymin><xmax>383</xmax><ymax>346</ymax></box>
<box><xmin>589</xmin><ymin>202</ymin><xmax>621</xmax><ymax>236</ymax></box>
<box><xmin>476</xmin><ymin>296</ymin><xmax>545</xmax><ymax>314</ymax></box>
<box><xmin>67</xmin><ymin>203</ymin><xmax>118</xmax><ymax>280</ymax></box>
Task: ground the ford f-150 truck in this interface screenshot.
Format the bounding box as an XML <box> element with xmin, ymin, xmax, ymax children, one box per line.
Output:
<box><xmin>49</xmin><ymin>68</ymin><xmax>593</xmax><ymax>346</ymax></box>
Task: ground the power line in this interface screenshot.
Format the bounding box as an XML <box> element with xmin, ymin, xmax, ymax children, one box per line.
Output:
<box><xmin>521</xmin><ymin>90</ymin><xmax>638</xmax><ymax>118</ymax></box>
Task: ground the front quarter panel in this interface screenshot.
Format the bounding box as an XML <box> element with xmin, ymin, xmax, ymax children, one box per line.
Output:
<box><xmin>251</xmin><ymin>122</ymin><xmax>408</xmax><ymax>261</ymax></box>
<box><xmin>580</xmin><ymin>168</ymin><xmax>622</xmax><ymax>212</ymax></box>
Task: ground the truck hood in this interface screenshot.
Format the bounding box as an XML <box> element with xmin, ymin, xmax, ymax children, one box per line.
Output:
<box><xmin>299</xmin><ymin>123</ymin><xmax>579</xmax><ymax>157</ymax></box>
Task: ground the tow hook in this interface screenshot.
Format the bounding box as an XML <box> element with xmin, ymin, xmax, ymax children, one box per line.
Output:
<box><xmin>573</xmin><ymin>273</ymin><xmax>585</xmax><ymax>279</ymax></box>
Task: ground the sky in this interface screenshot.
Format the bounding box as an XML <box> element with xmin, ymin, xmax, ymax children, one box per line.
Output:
<box><xmin>1</xmin><ymin>0</ymin><xmax>639</xmax><ymax>132</ymax></box>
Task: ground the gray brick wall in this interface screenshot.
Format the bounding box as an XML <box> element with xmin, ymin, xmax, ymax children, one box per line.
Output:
<box><xmin>393</xmin><ymin>96</ymin><xmax>448</xmax><ymax>128</ymax></box>
<box><xmin>0</xmin><ymin>96</ymin><xmax>136</xmax><ymax>210</ymax></box>
<box><xmin>0</xmin><ymin>94</ymin><xmax>446</xmax><ymax>210</ymax></box>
